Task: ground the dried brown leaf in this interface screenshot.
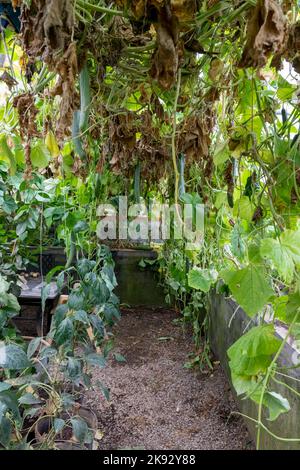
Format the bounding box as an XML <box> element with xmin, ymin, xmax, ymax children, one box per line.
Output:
<box><xmin>239</xmin><ymin>0</ymin><xmax>287</xmax><ymax>69</ymax></box>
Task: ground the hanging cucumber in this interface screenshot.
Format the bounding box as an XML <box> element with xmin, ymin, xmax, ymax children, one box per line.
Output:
<box><xmin>71</xmin><ymin>64</ymin><xmax>90</xmax><ymax>159</ymax></box>
<box><xmin>134</xmin><ymin>160</ymin><xmax>141</xmax><ymax>203</ymax></box>
<box><xmin>281</xmin><ymin>107</ymin><xmax>287</xmax><ymax>125</ymax></box>
<box><xmin>224</xmin><ymin>160</ymin><xmax>234</xmax><ymax>208</ymax></box>
<box><xmin>79</xmin><ymin>64</ymin><xmax>91</xmax><ymax>133</ymax></box>
<box><xmin>72</xmin><ymin>110</ymin><xmax>86</xmax><ymax>159</ymax></box>
<box><xmin>291</xmin><ymin>133</ymin><xmax>299</xmax><ymax>148</ymax></box>
<box><xmin>178</xmin><ymin>153</ymin><xmax>186</xmax><ymax>199</ymax></box>
<box><xmin>95</xmin><ymin>173</ymin><xmax>102</xmax><ymax>199</ymax></box>
<box><xmin>65</xmin><ymin>231</ymin><xmax>76</xmax><ymax>269</ymax></box>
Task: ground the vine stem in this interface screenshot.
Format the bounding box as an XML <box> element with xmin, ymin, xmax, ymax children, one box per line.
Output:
<box><xmin>256</xmin><ymin>311</ymin><xmax>299</xmax><ymax>449</ymax></box>
<box><xmin>234</xmin><ymin>412</ymin><xmax>300</xmax><ymax>443</ymax></box>
<box><xmin>76</xmin><ymin>0</ymin><xmax>126</xmax><ymax>17</ymax></box>
<box><xmin>171</xmin><ymin>68</ymin><xmax>181</xmax><ymax>212</ymax></box>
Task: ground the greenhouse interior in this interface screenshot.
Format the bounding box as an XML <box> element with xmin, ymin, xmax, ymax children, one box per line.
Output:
<box><xmin>0</xmin><ymin>0</ymin><xmax>300</xmax><ymax>455</ymax></box>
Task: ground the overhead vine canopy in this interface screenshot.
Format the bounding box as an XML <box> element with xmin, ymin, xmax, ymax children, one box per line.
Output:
<box><xmin>0</xmin><ymin>0</ymin><xmax>297</xmax><ymax>185</ymax></box>
<box><xmin>0</xmin><ymin>0</ymin><xmax>298</xmax><ymax>239</ymax></box>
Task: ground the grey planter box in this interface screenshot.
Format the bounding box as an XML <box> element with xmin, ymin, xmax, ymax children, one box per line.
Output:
<box><xmin>208</xmin><ymin>292</ymin><xmax>300</xmax><ymax>450</ymax></box>
<box><xmin>111</xmin><ymin>249</ymin><xmax>166</xmax><ymax>307</ymax></box>
<box><xmin>28</xmin><ymin>246</ymin><xmax>166</xmax><ymax>308</ymax></box>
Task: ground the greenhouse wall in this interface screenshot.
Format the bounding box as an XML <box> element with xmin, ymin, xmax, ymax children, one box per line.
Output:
<box><xmin>208</xmin><ymin>293</ymin><xmax>300</xmax><ymax>450</ymax></box>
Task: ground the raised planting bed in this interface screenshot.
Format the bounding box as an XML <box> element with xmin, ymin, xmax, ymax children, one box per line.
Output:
<box><xmin>36</xmin><ymin>246</ymin><xmax>166</xmax><ymax>307</ymax></box>
<box><xmin>14</xmin><ymin>277</ymin><xmax>60</xmax><ymax>336</ymax></box>
<box><xmin>208</xmin><ymin>292</ymin><xmax>300</xmax><ymax>450</ymax></box>
<box><xmin>14</xmin><ymin>247</ymin><xmax>165</xmax><ymax>336</ymax></box>
<box><xmin>111</xmin><ymin>248</ymin><xmax>166</xmax><ymax>307</ymax></box>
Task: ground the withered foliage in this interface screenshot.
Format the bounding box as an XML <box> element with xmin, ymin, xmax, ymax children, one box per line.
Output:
<box><xmin>13</xmin><ymin>93</ymin><xmax>39</xmax><ymax>140</ymax></box>
<box><xmin>105</xmin><ymin>112</ymin><xmax>137</xmax><ymax>175</ymax></box>
<box><xmin>20</xmin><ymin>0</ymin><xmax>78</xmax><ymax>139</ymax></box>
<box><xmin>136</xmin><ymin>110</ymin><xmax>170</xmax><ymax>182</ymax></box>
<box><xmin>117</xmin><ymin>0</ymin><xmax>197</xmax><ymax>22</ymax></box>
<box><xmin>117</xmin><ymin>0</ymin><xmax>198</xmax><ymax>89</ymax></box>
<box><xmin>13</xmin><ymin>93</ymin><xmax>39</xmax><ymax>180</ymax></box>
<box><xmin>150</xmin><ymin>4</ymin><xmax>181</xmax><ymax>90</ymax></box>
<box><xmin>84</xmin><ymin>16</ymin><xmax>151</xmax><ymax>83</ymax></box>
<box><xmin>49</xmin><ymin>42</ymin><xmax>79</xmax><ymax>139</ymax></box>
<box><xmin>286</xmin><ymin>21</ymin><xmax>300</xmax><ymax>73</ymax></box>
<box><xmin>177</xmin><ymin>109</ymin><xmax>215</xmax><ymax>177</ymax></box>
<box><xmin>282</xmin><ymin>0</ymin><xmax>294</xmax><ymax>14</ymax></box>
<box><xmin>0</xmin><ymin>71</ymin><xmax>17</xmax><ymax>90</ymax></box>
<box><xmin>239</xmin><ymin>0</ymin><xmax>286</xmax><ymax>68</ymax></box>
<box><xmin>72</xmin><ymin>155</ymin><xmax>88</xmax><ymax>180</ymax></box>
<box><xmin>12</xmin><ymin>0</ymin><xmax>22</xmax><ymax>8</ymax></box>
<box><xmin>104</xmin><ymin>107</ymin><xmax>169</xmax><ymax>181</ymax></box>
<box><xmin>21</xmin><ymin>0</ymin><xmax>73</xmax><ymax>66</ymax></box>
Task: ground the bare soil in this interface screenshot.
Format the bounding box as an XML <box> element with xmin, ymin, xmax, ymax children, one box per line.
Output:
<box><xmin>85</xmin><ymin>308</ymin><xmax>253</xmax><ymax>450</ymax></box>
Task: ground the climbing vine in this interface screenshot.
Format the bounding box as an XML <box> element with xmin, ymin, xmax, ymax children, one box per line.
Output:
<box><xmin>0</xmin><ymin>0</ymin><xmax>300</xmax><ymax>449</ymax></box>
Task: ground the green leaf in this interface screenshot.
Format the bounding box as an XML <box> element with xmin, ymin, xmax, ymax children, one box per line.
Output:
<box><xmin>0</xmin><ymin>402</ymin><xmax>12</xmax><ymax>448</ymax></box>
<box><xmin>74</xmin><ymin>310</ymin><xmax>89</xmax><ymax>324</ymax></box>
<box><xmin>77</xmin><ymin>259</ymin><xmax>96</xmax><ymax>277</ymax></box>
<box><xmin>0</xmin><ymin>343</ymin><xmax>31</xmax><ymax>370</ymax></box>
<box><xmin>221</xmin><ymin>265</ymin><xmax>273</xmax><ymax>316</ymax></box>
<box><xmin>274</xmin><ymin>134</ymin><xmax>290</xmax><ymax>158</ymax></box>
<box><xmin>213</xmin><ymin>141</ymin><xmax>230</xmax><ymax>166</ymax></box>
<box><xmin>260</xmin><ymin>229</ymin><xmax>300</xmax><ymax>283</ymax></box>
<box><xmin>229</xmin><ymin>324</ymin><xmax>281</xmax><ymax>359</ymax></box>
<box><xmin>86</xmin><ymin>353</ymin><xmax>106</xmax><ymax>368</ymax></box>
<box><xmin>71</xmin><ymin>417</ymin><xmax>88</xmax><ymax>443</ymax></box>
<box><xmin>228</xmin><ymin>324</ymin><xmax>281</xmax><ymax>376</ymax></box>
<box><xmin>113</xmin><ymin>353</ymin><xmax>126</xmax><ymax>363</ymax></box>
<box><xmin>67</xmin><ymin>357</ymin><xmax>82</xmax><ymax>379</ymax></box>
<box><xmin>30</xmin><ymin>142</ymin><xmax>50</xmax><ymax>169</ymax></box>
<box><xmin>188</xmin><ymin>267</ymin><xmax>216</xmax><ymax>293</ymax></box>
<box><xmin>54</xmin><ymin>318</ymin><xmax>74</xmax><ymax>346</ymax></box>
<box><xmin>276</xmin><ymin>75</ymin><xmax>296</xmax><ymax>102</ymax></box>
<box><xmin>214</xmin><ymin>191</ymin><xmax>227</xmax><ymax>209</ymax></box>
<box><xmin>0</xmin><ymin>382</ymin><xmax>12</xmax><ymax>392</ymax></box>
<box><xmin>231</xmin><ymin>223</ymin><xmax>246</xmax><ymax>259</ymax></box>
<box><xmin>2</xmin><ymin>195</ymin><xmax>17</xmax><ymax>214</ymax></box>
<box><xmin>251</xmin><ymin>389</ymin><xmax>290</xmax><ymax>421</ymax></box>
<box><xmin>27</xmin><ymin>337</ymin><xmax>42</xmax><ymax>359</ymax></box>
<box><xmin>102</xmin><ymin>304</ymin><xmax>120</xmax><ymax>323</ymax></box>
<box><xmin>0</xmin><ymin>135</ymin><xmax>16</xmax><ymax>175</ymax></box>
<box><xmin>0</xmin><ymin>275</ymin><xmax>10</xmax><ymax>295</ymax></box>
<box><xmin>286</xmin><ymin>292</ymin><xmax>300</xmax><ymax>323</ymax></box>
<box><xmin>231</xmin><ymin>373</ymin><xmax>257</xmax><ymax>396</ymax></box>
<box><xmin>265</xmin><ymin>392</ymin><xmax>290</xmax><ymax>421</ymax></box>
<box><xmin>248</xmin><ymin>243</ymin><xmax>263</xmax><ymax>265</ymax></box>
<box><xmin>230</xmin><ymin>353</ymin><xmax>272</xmax><ymax>376</ymax></box>
<box><xmin>68</xmin><ymin>291</ymin><xmax>85</xmax><ymax>310</ymax></box>
<box><xmin>233</xmin><ymin>196</ymin><xmax>254</xmax><ymax>222</ymax></box>
<box><xmin>260</xmin><ymin>238</ymin><xmax>293</xmax><ymax>282</ymax></box>
<box><xmin>73</xmin><ymin>221</ymin><xmax>89</xmax><ymax>233</ymax></box>
<box><xmin>272</xmin><ymin>295</ymin><xmax>289</xmax><ymax>321</ymax></box>
<box><xmin>54</xmin><ymin>418</ymin><xmax>65</xmax><ymax>435</ymax></box>
<box><xmin>16</xmin><ymin>221</ymin><xmax>27</xmax><ymax>237</ymax></box>
<box><xmin>19</xmin><ymin>393</ymin><xmax>41</xmax><ymax>405</ymax></box>
<box><xmin>96</xmin><ymin>380</ymin><xmax>110</xmax><ymax>401</ymax></box>
<box><xmin>45</xmin><ymin>265</ymin><xmax>64</xmax><ymax>284</ymax></box>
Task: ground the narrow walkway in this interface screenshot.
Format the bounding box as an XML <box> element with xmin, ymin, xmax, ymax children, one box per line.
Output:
<box><xmin>85</xmin><ymin>308</ymin><xmax>253</xmax><ymax>450</ymax></box>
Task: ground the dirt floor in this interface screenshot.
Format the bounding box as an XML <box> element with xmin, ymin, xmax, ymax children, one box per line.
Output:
<box><xmin>85</xmin><ymin>308</ymin><xmax>253</xmax><ymax>450</ymax></box>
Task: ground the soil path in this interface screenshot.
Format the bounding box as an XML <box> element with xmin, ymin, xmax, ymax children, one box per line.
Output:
<box><xmin>85</xmin><ymin>308</ymin><xmax>253</xmax><ymax>450</ymax></box>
